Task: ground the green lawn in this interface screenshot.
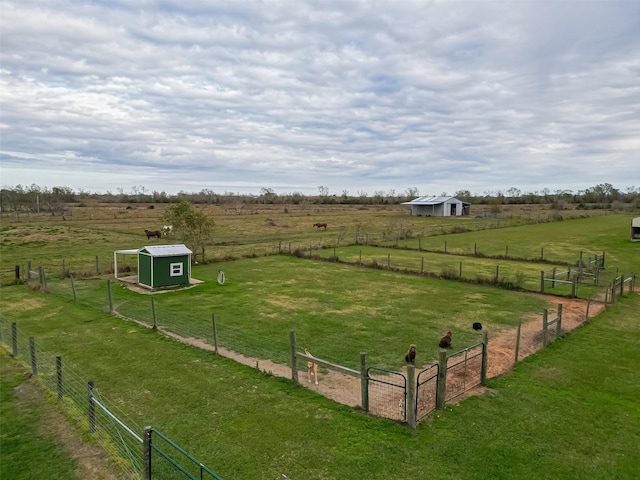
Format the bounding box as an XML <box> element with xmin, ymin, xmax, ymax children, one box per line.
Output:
<box><xmin>1</xmin><ymin>287</ymin><xmax>638</xmax><ymax>479</ymax></box>
<box><xmin>40</xmin><ymin>255</ymin><xmax>547</xmax><ymax>370</ymax></box>
<box><xmin>0</xmin><ymin>352</ymin><xmax>79</xmax><ymax>480</ymax></box>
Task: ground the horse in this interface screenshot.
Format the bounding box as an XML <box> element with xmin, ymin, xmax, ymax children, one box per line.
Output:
<box><xmin>144</xmin><ymin>229</ymin><xmax>162</xmax><ymax>239</ymax></box>
<box><xmin>313</xmin><ymin>223</ymin><xmax>327</xmax><ymax>230</ymax></box>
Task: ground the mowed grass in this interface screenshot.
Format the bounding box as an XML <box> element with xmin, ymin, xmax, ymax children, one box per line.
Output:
<box><xmin>42</xmin><ymin>255</ymin><xmax>547</xmax><ymax>370</ymax></box>
<box><xmin>0</xmin><ymin>352</ymin><xmax>79</xmax><ymax>480</ymax></box>
<box><xmin>1</xmin><ymin>286</ymin><xmax>638</xmax><ymax>479</ymax></box>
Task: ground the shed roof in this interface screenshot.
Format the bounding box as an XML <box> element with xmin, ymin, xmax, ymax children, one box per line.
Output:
<box><xmin>401</xmin><ymin>196</ymin><xmax>469</xmax><ymax>206</ymax></box>
<box><xmin>140</xmin><ymin>244</ymin><xmax>192</xmax><ymax>257</ymax></box>
<box><xmin>632</xmin><ymin>217</ymin><xmax>640</xmax><ymax>227</ymax></box>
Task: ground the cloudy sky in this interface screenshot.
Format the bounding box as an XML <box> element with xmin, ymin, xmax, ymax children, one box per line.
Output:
<box><xmin>1</xmin><ymin>1</ymin><xmax>639</xmax><ymax>197</ymax></box>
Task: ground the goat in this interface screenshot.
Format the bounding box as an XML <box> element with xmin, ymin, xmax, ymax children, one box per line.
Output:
<box><xmin>438</xmin><ymin>331</ymin><xmax>452</xmax><ymax>349</ymax></box>
<box><xmin>404</xmin><ymin>344</ymin><xmax>416</xmax><ymax>365</ymax></box>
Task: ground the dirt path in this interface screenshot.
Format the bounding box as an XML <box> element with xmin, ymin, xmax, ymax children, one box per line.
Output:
<box><xmin>155</xmin><ymin>294</ymin><xmax>606</xmax><ymax>409</ymax></box>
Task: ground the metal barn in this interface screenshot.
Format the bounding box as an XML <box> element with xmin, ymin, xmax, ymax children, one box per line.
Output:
<box><xmin>401</xmin><ymin>196</ymin><xmax>470</xmax><ymax>217</ymax></box>
<box><xmin>138</xmin><ymin>244</ymin><xmax>193</xmax><ymax>289</ymax></box>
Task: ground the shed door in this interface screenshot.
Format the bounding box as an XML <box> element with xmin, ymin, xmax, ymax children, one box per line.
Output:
<box><xmin>450</xmin><ymin>204</ymin><xmax>457</xmax><ymax>216</ymax></box>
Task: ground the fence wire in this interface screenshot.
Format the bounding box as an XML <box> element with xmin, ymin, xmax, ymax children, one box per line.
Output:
<box><xmin>0</xmin><ymin>318</ymin><xmax>142</xmax><ymax>479</ymax></box>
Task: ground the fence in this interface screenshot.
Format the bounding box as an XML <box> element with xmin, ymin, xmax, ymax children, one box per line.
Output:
<box><xmin>289</xmin><ymin>329</ymin><xmax>489</xmax><ymax>428</ymax></box>
<box><xmin>0</xmin><ymin>319</ymin><xmax>224</xmax><ymax>480</ymax></box>
<box><xmin>305</xmin><ymin>247</ymin><xmax>611</xmax><ymax>300</ymax></box>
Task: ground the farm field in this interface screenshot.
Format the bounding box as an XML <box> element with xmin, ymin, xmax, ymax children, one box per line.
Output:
<box><xmin>1</xmin><ymin>205</ymin><xmax>639</xmax><ymax>478</ymax></box>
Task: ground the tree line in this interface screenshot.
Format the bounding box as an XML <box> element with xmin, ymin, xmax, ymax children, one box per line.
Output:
<box><xmin>1</xmin><ymin>182</ymin><xmax>639</xmax><ymax>214</ymax></box>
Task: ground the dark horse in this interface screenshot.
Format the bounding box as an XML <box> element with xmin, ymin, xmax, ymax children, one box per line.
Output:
<box><xmin>144</xmin><ymin>229</ymin><xmax>162</xmax><ymax>239</ymax></box>
<box><xmin>313</xmin><ymin>223</ymin><xmax>327</xmax><ymax>230</ymax></box>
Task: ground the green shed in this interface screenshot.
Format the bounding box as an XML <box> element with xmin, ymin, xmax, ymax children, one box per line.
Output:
<box><xmin>138</xmin><ymin>244</ymin><xmax>192</xmax><ymax>289</ymax></box>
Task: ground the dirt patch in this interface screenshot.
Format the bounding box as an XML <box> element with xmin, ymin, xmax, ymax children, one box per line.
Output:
<box><xmin>13</xmin><ymin>374</ymin><xmax>123</xmax><ymax>480</ymax></box>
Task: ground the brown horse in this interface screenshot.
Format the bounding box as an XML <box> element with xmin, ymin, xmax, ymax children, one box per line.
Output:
<box><xmin>144</xmin><ymin>229</ymin><xmax>162</xmax><ymax>239</ymax></box>
<box><xmin>313</xmin><ymin>223</ymin><xmax>327</xmax><ymax>230</ymax></box>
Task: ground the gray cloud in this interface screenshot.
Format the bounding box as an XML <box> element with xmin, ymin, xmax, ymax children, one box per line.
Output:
<box><xmin>1</xmin><ymin>0</ymin><xmax>639</xmax><ymax>196</ymax></box>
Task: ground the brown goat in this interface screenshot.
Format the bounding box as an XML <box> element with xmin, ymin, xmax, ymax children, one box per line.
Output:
<box><xmin>404</xmin><ymin>344</ymin><xmax>417</xmax><ymax>364</ymax></box>
<box><xmin>438</xmin><ymin>331</ymin><xmax>452</xmax><ymax>349</ymax></box>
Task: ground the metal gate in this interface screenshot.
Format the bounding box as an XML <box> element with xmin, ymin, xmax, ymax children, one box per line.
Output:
<box><xmin>367</xmin><ymin>367</ymin><xmax>406</xmax><ymax>422</ymax></box>
<box><xmin>445</xmin><ymin>342</ymin><xmax>484</xmax><ymax>402</ymax></box>
<box><xmin>415</xmin><ymin>363</ymin><xmax>439</xmax><ymax>421</ymax></box>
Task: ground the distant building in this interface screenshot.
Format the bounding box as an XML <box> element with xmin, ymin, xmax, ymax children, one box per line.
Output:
<box><xmin>631</xmin><ymin>217</ymin><xmax>640</xmax><ymax>241</ymax></box>
<box><xmin>401</xmin><ymin>196</ymin><xmax>470</xmax><ymax>217</ymax></box>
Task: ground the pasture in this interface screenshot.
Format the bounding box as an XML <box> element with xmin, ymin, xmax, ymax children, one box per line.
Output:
<box><xmin>1</xmin><ymin>204</ymin><xmax>639</xmax><ymax>479</ymax></box>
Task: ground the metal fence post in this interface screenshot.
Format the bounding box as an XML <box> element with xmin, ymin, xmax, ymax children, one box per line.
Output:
<box><xmin>481</xmin><ymin>331</ymin><xmax>489</xmax><ymax>385</ymax></box>
<box><xmin>29</xmin><ymin>337</ymin><xmax>37</xmax><ymax>376</ymax></box>
<box><xmin>515</xmin><ymin>318</ymin><xmax>522</xmax><ymax>364</ymax></box>
<box><xmin>11</xmin><ymin>323</ymin><xmax>17</xmax><ymax>357</ymax></box>
<box><xmin>107</xmin><ymin>280</ymin><xmax>113</xmax><ymax>314</ymax></box>
<box><xmin>289</xmin><ymin>330</ymin><xmax>298</xmax><ymax>383</ymax></box>
<box><xmin>151</xmin><ymin>296</ymin><xmax>157</xmax><ymax>329</ymax></box>
<box><xmin>56</xmin><ymin>356</ymin><xmax>63</xmax><ymax>400</ymax></box>
<box><xmin>143</xmin><ymin>426</ymin><xmax>152</xmax><ymax>480</ymax></box>
<box><xmin>88</xmin><ymin>380</ymin><xmax>95</xmax><ymax>433</ymax></box>
<box><xmin>70</xmin><ymin>275</ymin><xmax>77</xmax><ymax>303</ymax></box>
<box><xmin>212</xmin><ymin>313</ymin><xmax>219</xmax><ymax>354</ymax></box>
<box><xmin>436</xmin><ymin>349</ymin><xmax>447</xmax><ymax>409</ymax></box>
<box><xmin>360</xmin><ymin>352</ymin><xmax>368</xmax><ymax>412</ymax></box>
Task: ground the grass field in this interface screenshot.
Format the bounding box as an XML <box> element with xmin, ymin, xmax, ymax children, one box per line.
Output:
<box><xmin>1</xmin><ymin>205</ymin><xmax>639</xmax><ymax>479</ymax></box>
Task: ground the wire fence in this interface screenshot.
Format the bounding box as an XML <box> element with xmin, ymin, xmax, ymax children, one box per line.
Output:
<box><xmin>0</xmin><ymin>318</ymin><xmax>226</xmax><ymax>480</ymax></box>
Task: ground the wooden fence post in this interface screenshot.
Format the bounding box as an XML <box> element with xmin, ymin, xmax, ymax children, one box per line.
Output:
<box><xmin>289</xmin><ymin>330</ymin><xmax>298</xmax><ymax>383</ymax></box>
<box><xmin>143</xmin><ymin>426</ymin><xmax>152</xmax><ymax>480</ymax></box>
<box><xmin>481</xmin><ymin>331</ymin><xmax>489</xmax><ymax>385</ymax></box>
<box><xmin>56</xmin><ymin>356</ymin><xmax>63</xmax><ymax>400</ymax></box>
<box><xmin>542</xmin><ymin>309</ymin><xmax>549</xmax><ymax>346</ymax></box>
<box><xmin>30</xmin><ymin>337</ymin><xmax>37</xmax><ymax>376</ymax></box>
<box><xmin>387</xmin><ymin>253</ymin><xmax>390</xmax><ymax>269</ymax></box>
<box><xmin>540</xmin><ymin>271</ymin><xmax>545</xmax><ymax>293</ymax></box>
<box><xmin>406</xmin><ymin>364</ymin><xmax>416</xmax><ymax>429</ymax></box>
<box><xmin>360</xmin><ymin>352</ymin><xmax>368</xmax><ymax>412</ymax></box>
<box><xmin>211</xmin><ymin>313</ymin><xmax>219</xmax><ymax>354</ymax></box>
<box><xmin>418</xmin><ymin>237</ymin><xmax>421</xmax><ymax>251</ymax></box>
<box><xmin>495</xmin><ymin>265</ymin><xmax>499</xmax><ymax>283</ymax></box>
<box><xmin>88</xmin><ymin>380</ymin><xmax>95</xmax><ymax>433</ymax></box>
<box><xmin>436</xmin><ymin>349</ymin><xmax>447</xmax><ymax>409</ymax></box>
<box><xmin>459</xmin><ymin>261</ymin><xmax>462</xmax><ymax>278</ymax></box>
<box><xmin>421</xmin><ymin>257</ymin><xmax>424</xmax><ymax>274</ymax></box>
<box><xmin>359</xmin><ymin>250</ymin><xmax>362</xmax><ymax>264</ymax></box>
<box><xmin>541</xmin><ymin>247</ymin><xmax>544</xmax><ymax>260</ymax></box>
<box><xmin>444</xmin><ymin>241</ymin><xmax>447</xmax><ymax>253</ymax></box>
<box><xmin>505</xmin><ymin>245</ymin><xmax>509</xmax><ymax>257</ymax></box>
<box><xmin>571</xmin><ymin>275</ymin><xmax>577</xmax><ymax>298</ymax></box>
<box><xmin>557</xmin><ymin>304</ymin><xmax>563</xmax><ymax>336</ymax></box>
<box><xmin>515</xmin><ymin>318</ymin><xmax>522</xmax><ymax>363</ymax></box>
<box><xmin>551</xmin><ymin>267</ymin><xmax>556</xmax><ymax>288</ymax></box>
<box><xmin>474</xmin><ymin>242</ymin><xmax>477</xmax><ymax>256</ymax></box>
<box><xmin>15</xmin><ymin>265</ymin><xmax>20</xmax><ymax>279</ymax></box>
<box><xmin>96</xmin><ymin>255</ymin><xmax>100</xmax><ymax>274</ymax></box>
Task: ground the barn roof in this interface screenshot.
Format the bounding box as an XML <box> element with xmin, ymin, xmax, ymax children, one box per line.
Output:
<box><xmin>140</xmin><ymin>244</ymin><xmax>192</xmax><ymax>257</ymax></box>
<box><xmin>401</xmin><ymin>196</ymin><xmax>469</xmax><ymax>205</ymax></box>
